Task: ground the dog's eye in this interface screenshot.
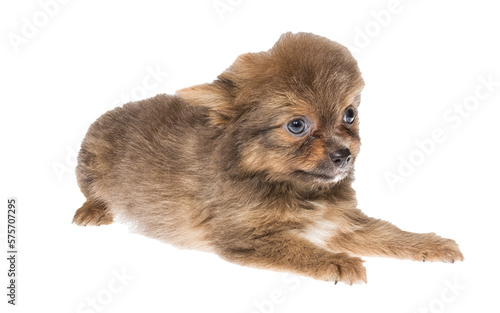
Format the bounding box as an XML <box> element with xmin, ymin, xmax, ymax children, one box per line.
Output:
<box><xmin>343</xmin><ymin>107</ymin><xmax>356</xmax><ymax>125</ymax></box>
<box><xmin>287</xmin><ymin>118</ymin><xmax>308</xmax><ymax>135</ymax></box>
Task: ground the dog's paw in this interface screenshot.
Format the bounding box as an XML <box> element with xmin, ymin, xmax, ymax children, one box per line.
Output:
<box><xmin>418</xmin><ymin>234</ymin><xmax>464</xmax><ymax>263</ymax></box>
<box><xmin>316</xmin><ymin>254</ymin><xmax>367</xmax><ymax>285</ymax></box>
<box><xmin>73</xmin><ymin>200</ymin><xmax>113</xmax><ymax>226</ymax></box>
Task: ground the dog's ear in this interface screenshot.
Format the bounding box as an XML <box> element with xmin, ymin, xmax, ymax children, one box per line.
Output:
<box><xmin>177</xmin><ymin>75</ymin><xmax>239</xmax><ymax>126</ymax></box>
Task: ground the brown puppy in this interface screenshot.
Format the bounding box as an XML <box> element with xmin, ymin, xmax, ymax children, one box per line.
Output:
<box><xmin>73</xmin><ymin>32</ymin><xmax>463</xmax><ymax>284</ymax></box>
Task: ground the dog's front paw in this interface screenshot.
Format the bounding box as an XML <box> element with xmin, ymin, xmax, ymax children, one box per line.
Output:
<box><xmin>418</xmin><ymin>234</ymin><xmax>464</xmax><ymax>263</ymax></box>
<box><xmin>316</xmin><ymin>254</ymin><xmax>367</xmax><ymax>285</ymax></box>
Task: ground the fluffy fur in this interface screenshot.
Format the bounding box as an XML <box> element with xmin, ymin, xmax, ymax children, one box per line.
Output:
<box><xmin>73</xmin><ymin>32</ymin><xmax>463</xmax><ymax>284</ymax></box>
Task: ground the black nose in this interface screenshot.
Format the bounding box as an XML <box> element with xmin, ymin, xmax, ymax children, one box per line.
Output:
<box><xmin>330</xmin><ymin>148</ymin><xmax>351</xmax><ymax>168</ymax></box>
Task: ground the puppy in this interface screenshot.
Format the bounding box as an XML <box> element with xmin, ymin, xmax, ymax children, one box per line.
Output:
<box><xmin>73</xmin><ymin>32</ymin><xmax>463</xmax><ymax>284</ymax></box>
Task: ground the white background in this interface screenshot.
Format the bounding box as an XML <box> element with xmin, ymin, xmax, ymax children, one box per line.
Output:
<box><xmin>1</xmin><ymin>0</ymin><xmax>499</xmax><ymax>312</ymax></box>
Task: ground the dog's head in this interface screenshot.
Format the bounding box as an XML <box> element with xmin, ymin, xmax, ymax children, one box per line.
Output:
<box><xmin>178</xmin><ymin>32</ymin><xmax>364</xmax><ymax>187</ymax></box>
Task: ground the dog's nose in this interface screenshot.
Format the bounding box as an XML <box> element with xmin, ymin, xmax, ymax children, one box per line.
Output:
<box><xmin>330</xmin><ymin>149</ymin><xmax>351</xmax><ymax>168</ymax></box>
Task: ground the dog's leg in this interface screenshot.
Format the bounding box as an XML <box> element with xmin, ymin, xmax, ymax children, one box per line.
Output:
<box><xmin>73</xmin><ymin>198</ymin><xmax>113</xmax><ymax>226</ymax></box>
<box><xmin>216</xmin><ymin>234</ymin><xmax>367</xmax><ymax>284</ymax></box>
<box><xmin>326</xmin><ymin>213</ymin><xmax>463</xmax><ymax>263</ymax></box>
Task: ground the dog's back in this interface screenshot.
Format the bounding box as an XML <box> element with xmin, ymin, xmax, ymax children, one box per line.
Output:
<box><xmin>74</xmin><ymin>94</ymin><xmax>215</xmax><ymax>250</ymax></box>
